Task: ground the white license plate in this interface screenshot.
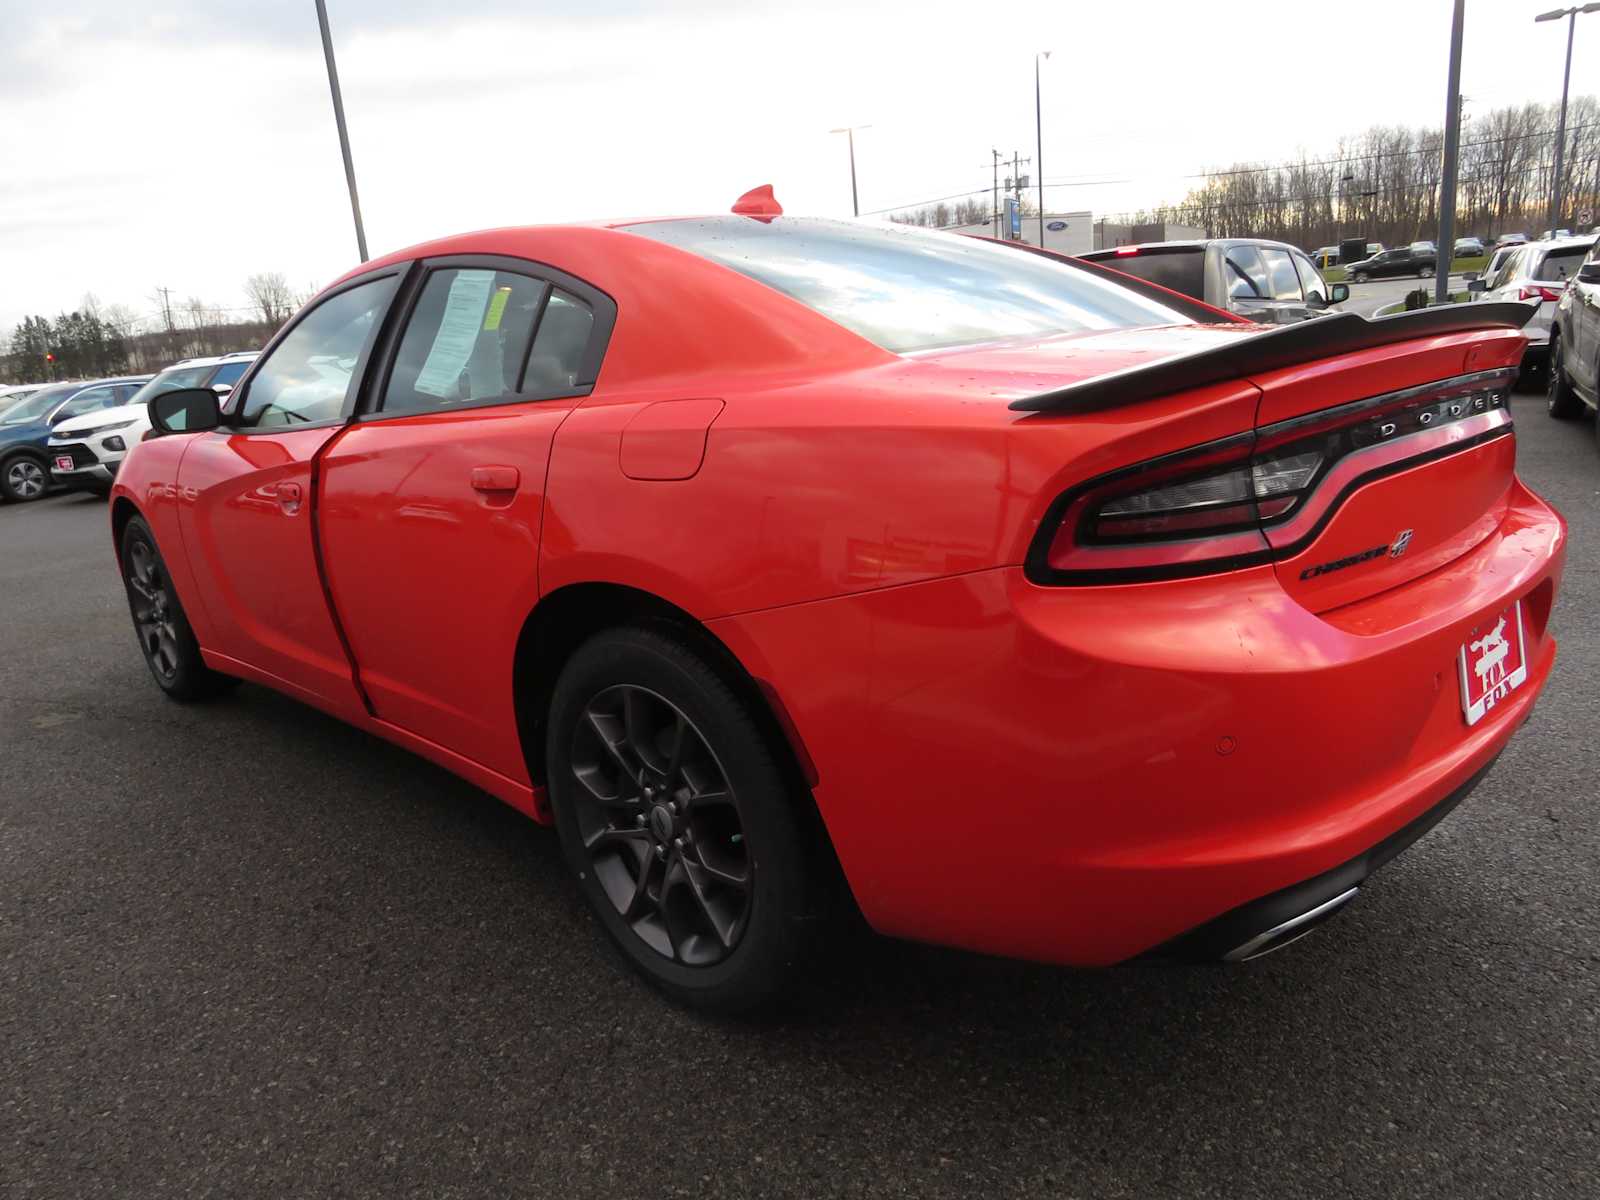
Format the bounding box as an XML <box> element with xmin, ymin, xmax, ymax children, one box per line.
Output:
<box><xmin>54</xmin><ymin>455</ymin><xmax>73</xmax><ymax>471</ymax></box>
<box><xmin>1458</xmin><ymin>600</ymin><xmax>1528</xmax><ymax>726</ymax></box>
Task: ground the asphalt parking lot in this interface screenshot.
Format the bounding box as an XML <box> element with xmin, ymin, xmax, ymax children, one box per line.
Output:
<box><xmin>2</xmin><ymin>390</ymin><xmax>1597</xmax><ymax>1200</ymax></box>
<box><xmin>1340</xmin><ymin>274</ymin><xmax>1476</xmax><ymax>318</ymax></box>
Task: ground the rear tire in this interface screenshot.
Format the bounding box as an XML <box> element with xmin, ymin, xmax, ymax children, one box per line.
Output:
<box><xmin>546</xmin><ymin>626</ymin><xmax>819</xmax><ymax>1013</ymax></box>
<box><xmin>120</xmin><ymin>515</ymin><xmax>236</xmax><ymax>701</ymax></box>
<box><xmin>1</xmin><ymin>454</ymin><xmax>48</xmax><ymax>503</ymax></box>
<box><xmin>1420</xmin><ymin>265</ymin><xmax>1436</xmax><ymax>279</ymax></box>
<box><xmin>1547</xmin><ymin>332</ymin><xmax>1584</xmax><ymax>419</ymax></box>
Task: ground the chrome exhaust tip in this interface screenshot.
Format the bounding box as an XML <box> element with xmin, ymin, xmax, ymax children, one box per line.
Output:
<box><xmin>1223</xmin><ymin>887</ymin><xmax>1359</xmax><ymax>963</ymax></box>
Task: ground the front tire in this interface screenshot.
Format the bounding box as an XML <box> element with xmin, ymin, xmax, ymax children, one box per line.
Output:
<box><xmin>1353</xmin><ymin>271</ymin><xmax>1369</xmax><ymax>283</ymax></box>
<box><xmin>1547</xmin><ymin>332</ymin><xmax>1584</xmax><ymax>419</ymax></box>
<box><xmin>120</xmin><ymin>516</ymin><xmax>236</xmax><ymax>700</ymax></box>
<box><xmin>546</xmin><ymin>626</ymin><xmax>818</xmax><ymax>1013</ymax></box>
<box><xmin>1</xmin><ymin>454</ymin><xmax>48</xmax><ymax>503</ymax></box>
<box><xmin>1420</xmin><ymin>265</ymin><xmax>1435</xmax><ymax>279</ymax></box>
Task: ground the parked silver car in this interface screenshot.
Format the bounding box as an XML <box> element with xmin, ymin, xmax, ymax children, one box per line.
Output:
<box><xmin>1546</xmin><ymin>238</ymin><xmax>1600</xmax><ymax>437</ymax></box>
<box><xmin>1078</xmin><ymin>238</ymin><xmax>1349</xmax><ymax>324</ymax></box>
<box><xmin>1469</xmin><ymin>235</ymin><xmax>1597</xmax><ymax>375</ymax></box>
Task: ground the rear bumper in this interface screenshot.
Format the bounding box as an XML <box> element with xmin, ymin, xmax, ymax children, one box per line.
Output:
<box><xmin>1140</xmin><ymin>754</ymin><xmax>1501</xmax><ymax>962</ymax></box>
<box><xmin>712</xmin><ymin>477</ymin><xmax>1565</xmax><ymax>966</ymax></box>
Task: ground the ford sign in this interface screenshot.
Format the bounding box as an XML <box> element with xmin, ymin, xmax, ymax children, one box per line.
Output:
<box><xmin>1046</xmin><ymin>220</ymin><xmax>1067</xmax><ymax>231</ymax></box>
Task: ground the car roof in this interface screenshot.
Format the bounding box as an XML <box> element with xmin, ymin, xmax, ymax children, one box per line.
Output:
<box><xmin>1081</xmin><ymin>237</ymin><xmax>1306</xmax><ymax>255</ymax></box>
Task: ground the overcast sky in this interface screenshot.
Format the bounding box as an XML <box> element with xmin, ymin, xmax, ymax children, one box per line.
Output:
<box><xmin>1</xmin><ymin>0</ymin><xmax>1595</xmax><ymax>333</ymax></box>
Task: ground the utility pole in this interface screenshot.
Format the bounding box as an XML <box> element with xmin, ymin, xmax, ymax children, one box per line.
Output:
<box><xmin>1436</xmin><ymin>0</ymin><xmax>1465</xmax><ymax>304</ymax></box>
<box><xmin>1035</xmin><ymin>52</ymin><xmax>1050</xmax><ymax>248</ymax></box>
<box><xmin>314</xmin><ymin>0</ymin><xmax>369</xmax><ymax>262</ymax></box>
<box><xmin>992</xmin><ymin>149</ymin><xmax>1001</xmax><ymax>237</ymax></box>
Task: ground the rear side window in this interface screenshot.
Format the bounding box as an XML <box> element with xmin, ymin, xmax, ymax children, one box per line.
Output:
<box><xmin>1260</xmin><ymin>249</ymin><xmax>1303</xmax><ymax>300</ymax></box>
<box><xmin>627</xmin><ymin>217</ymin><xmax>1188</xmax><ymax>353</ymax></box>
<box><xmin>521</xmin><ymin>290</ymin><xmax>594</xmax><ymax>393</ymax></box>
<box><xmin>382</xmin><ymin>268</ymin><xmax>547</xmax><ymax>414</ymax></box>
<box><xmin>54</xmin><ymin>386</ymin><xmax>121</xmax><ymax>421</ymax></box>
<box><xmin>1090</xmin><ymin>250</ymin><xmax>1205</xmax><ymax>299</ymax></box>
<box><xmin>1535</xmin><ymin>247</ymin><xmax>1589</xmax><ymax>281</ymax></box>
<box><xmin>1225</xmin><ymin>246</ymin><xmax>1270</xmax><ymax>299</ymax></box>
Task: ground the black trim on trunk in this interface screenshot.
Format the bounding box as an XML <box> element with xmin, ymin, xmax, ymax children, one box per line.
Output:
<box><xmin>1009</xmin><ymin>301</ymin><xmax>1538</xmax><ymax>414</ymax></box>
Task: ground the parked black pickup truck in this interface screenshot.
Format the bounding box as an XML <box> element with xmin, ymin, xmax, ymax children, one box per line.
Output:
<box><xmin>1344</xmin><ymin>246</ymin><xmax>1437</xmax><ymax>282</ymax></box>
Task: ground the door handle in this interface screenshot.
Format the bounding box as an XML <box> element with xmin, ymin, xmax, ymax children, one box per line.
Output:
<box><xmin>470</xmin><ymin>466</ymin><xmax>520</xmax><ymax>492</ymax></box>
<box><xmin>275</xmin><ymin>480</ymin><xmax>302</xmax><ymax>515</ymax></box>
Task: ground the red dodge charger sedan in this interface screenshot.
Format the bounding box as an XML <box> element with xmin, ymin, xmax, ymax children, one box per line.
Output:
<box><xmin>111</xmin><ymin>194</ymin><xmax>1564</xmax><ymax>1010</ymax></box>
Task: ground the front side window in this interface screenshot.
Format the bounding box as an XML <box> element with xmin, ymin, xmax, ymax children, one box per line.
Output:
<box><xmin>1225</xmin><ymin>245</ymin><xmax>1270</xmax><ymax>300</ymax></box>
<box><xmin>1260</xmin><ymin>249</ymin><xmax>1303</xmax><ymax>300</ymax></box>
<box><xmin>128</xmin><ymin>365</ymin><xmax>213</xmax><ymax>407</ymax></box>
<box><xmin>625</xmin><ymin>217</ymin><xmax>1188</xmax><ymax>353</ymax></box>
<box><xmin>382</xmin><ymin>268</ymin><xmax>547</xmax><ymax>414</ymax></box>
<box><xmin>236</xmin><ymin>277</ymin><xmax>395</xmax><ymax>428</ymax></box>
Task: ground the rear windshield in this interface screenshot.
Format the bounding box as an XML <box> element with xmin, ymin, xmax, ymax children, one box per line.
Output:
<box><xmin>1534</xmin><ymin>246</ymin><xmax>1591</xmax><ymax>281</ymax></box>
<box><xmin>1089</xmin><ymin>249</ymin><xmax>1206</xmax><ymax>299</ymax></box>
<box><xmin>625</xmin><ymin>217</ymin><xmax>1188</xmax><ymax>353</ymax></box>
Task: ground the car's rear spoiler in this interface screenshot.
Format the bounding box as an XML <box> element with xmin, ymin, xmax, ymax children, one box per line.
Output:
<box><xmin>1008</xmin><ymin>301</ymin><xmax>1539</xmax><ymax>414</ymax></box>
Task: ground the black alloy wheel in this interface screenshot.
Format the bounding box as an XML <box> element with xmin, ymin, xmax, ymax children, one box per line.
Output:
<box><xmin>1</xmin><ymin>455</ymin><xmax>47</xmax><ymax>502</ymax></box>
<box><xmin>119</xmin><ymin>516</ymin><xmax>235</xmax><ymax>700</ymax></box>
<box><xmin>1547</xmin><ymin>333</ymin><xmax>1584</xmax><ymax>419</ymax></box>
<box><xmin>546</xmin><ymin>626</ymin><xmax>819</xmax><ymax>1012</ymax></box>
<box><xmin>569</xmin><ymin>684</ymin><xmax>751</xmax><ymax>966</ymax></box>
<box><xmin>126</xmin><ymin>537</ymin><xmax>182</xmax><ymax>685</ymax></box>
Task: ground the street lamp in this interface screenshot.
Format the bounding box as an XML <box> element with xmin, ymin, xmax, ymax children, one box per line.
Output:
<box><xmin>830</xmin><ymin>125</ymin><xmax>871</xmax><ymax>218</ymax></box>
<box><xmin>1535</xmin><ymin>4</ymin><xmax>1600</xmax><ymax>237</ymax></box>
<box><xmin>1035</xmin><ymin>52</ymin><xmax>1051</xmax><ymax>247</ymax></box>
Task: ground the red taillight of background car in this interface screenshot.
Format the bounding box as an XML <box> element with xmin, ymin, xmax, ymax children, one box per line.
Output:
<box><xmin>1518</xmin><ymin>284</ymin><xmax>1564</xmax><ymax>302</ymax></box>
<box><xmin>1032</xmin><ymin>369</ymin><xmax>1516</xmax><ymax>585</ymax></box>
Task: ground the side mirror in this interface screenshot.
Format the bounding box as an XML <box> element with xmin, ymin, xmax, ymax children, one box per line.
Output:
<box><xmin>1579</xmin><ymin>262</ymin><xmax>1600</xmax><ymax>284</ymax></box>
<box><xmin>148</xmin><ymin>387</ymin><xmax>222</xmax><ymax>435</ymax></box>
<box><xmin>1467</xmin><ymin>278</ymin><xmax>1488</xmax><ymax>294</ymax></box>
<box><xmin>1328</xmin><ymin>283</ymin><xmax>1350</xmax><ymax>304</ymax></box>
<box><xmin>211</xmin><ymin>384</ymin><xmax>233</xmax><ymax>398</ymax></box>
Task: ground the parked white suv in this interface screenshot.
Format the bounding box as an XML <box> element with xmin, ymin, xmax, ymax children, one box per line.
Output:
<box><xmin>48</xmin><ymin>352</ymin><xmax>256</xmax><ymax>494</ymax></box>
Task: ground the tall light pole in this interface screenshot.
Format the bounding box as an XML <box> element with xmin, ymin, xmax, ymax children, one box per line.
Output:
<box><xmin>1436</xmin><ymin>0</ymin><xmax>1465</xmax><ymax>304</ymax></box>
<box><xmin>830</xmin><ymin>125</ymin><xmax>870</xmax><ymax>217</ymax></box>
<box><xmin>1536</xmin><ymin>5</ymin><xmax>1600</xmax><ymax>237</ymax></box>
<box><xmin>1035</xmin><ymin>52</ymin><xmax>1050</xmax><ymax>247</ymax></box>
<box><xmin>315</xmin><ymin>0</ymin><xmax>368</xmax><ymax>262</ymax></box>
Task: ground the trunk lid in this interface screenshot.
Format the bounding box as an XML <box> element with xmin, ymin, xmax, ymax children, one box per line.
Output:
<box><xmin>1246</xmin><ymin>327</ymin><xmax>1526</xmax><ymax>612</ymax></box>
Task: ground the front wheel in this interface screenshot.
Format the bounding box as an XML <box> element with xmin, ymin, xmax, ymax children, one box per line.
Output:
<box><xmin>120</xmin><ymin>515</ymin><xmax>236</xmax><ymax>700</ymax></box>
<box><xmin>1548</xmin><ymin>333</ymin><xmax>1584</xmax><ymax>418</ymax></box>
<box><xmin>546</xmin><ymin>626</ymin><xmax>819</xmax><ymax>1013</ymax></box>
<box><xmin>1353</xmin><ymin>271</ymin><xmax>1369</xmax><ymax>283</ymax></box>
<box><xmin>1</xmin><ymin>454</ymin><xmax>48</xmax><ymax>503</ymax></box>
<box><xmin>1419</xmin><ymin>265</ymin><xmax>1436</xmax><ymax>279</ymax></box>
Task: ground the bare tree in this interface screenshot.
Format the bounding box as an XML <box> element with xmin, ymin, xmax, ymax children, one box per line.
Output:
<box><xmin>243</xmin><ymin>271</ymin><xmax>295</xmax><ymax>328</ymax></box>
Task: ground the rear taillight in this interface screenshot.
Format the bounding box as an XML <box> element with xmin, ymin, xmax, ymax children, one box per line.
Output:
<box><xmin>1031</xmin><ymin>368</ymin><xmax>1516</xmax><ymax>584</ymax></box>
<box><xmin>1518</xmin><ymin>284</ymin><xmax>1563</xmax><ymax>302</ymax></box>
